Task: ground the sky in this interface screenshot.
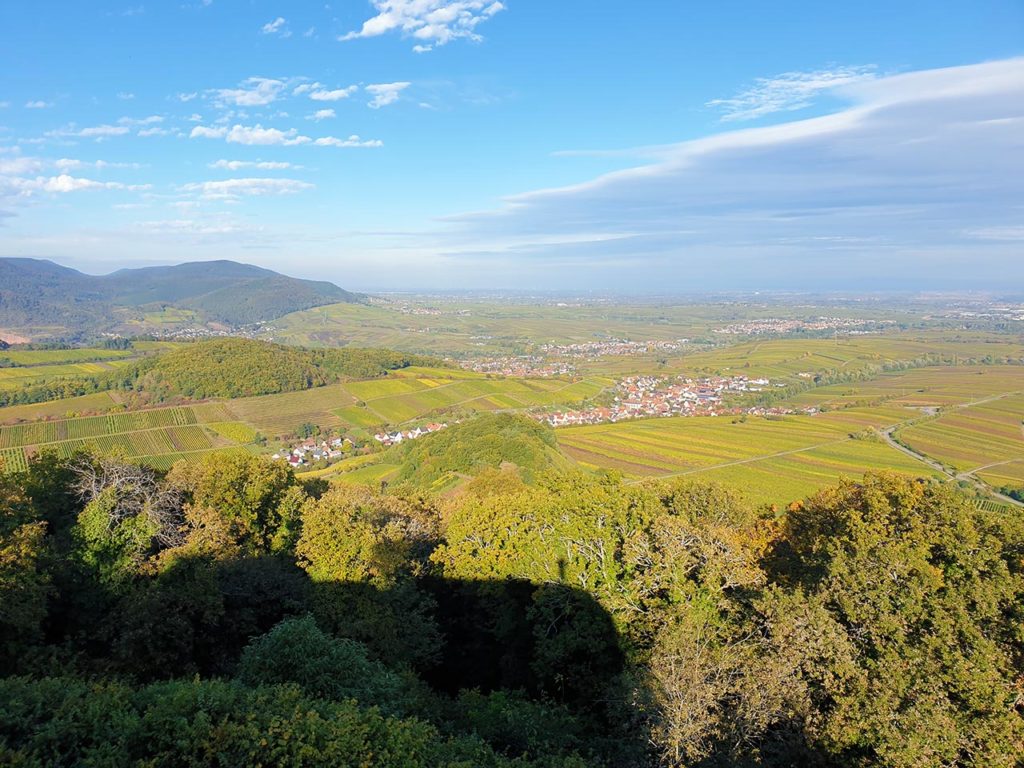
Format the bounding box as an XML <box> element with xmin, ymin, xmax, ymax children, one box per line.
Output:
<box><xmin>1</xmin><ymin>1</ymin><xmax>1022</xmax><ymax>292</ymax></box>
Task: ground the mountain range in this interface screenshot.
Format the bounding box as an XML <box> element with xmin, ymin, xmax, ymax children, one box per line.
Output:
<box><xmin>0</xmin><ymin>258</ymin><xmax>362</xmax><ymax>339</ymax></box>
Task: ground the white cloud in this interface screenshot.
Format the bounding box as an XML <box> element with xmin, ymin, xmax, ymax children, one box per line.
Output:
<box><xmin>340</xmin><ymin>0</ymin><xmax>505</xmax><ymax>51</ymax></box>
<box><xmin>5</xmin><ymin>174</ymin><xmax>148</xmax><ymax>194</ymax></box>
<box><xmin>214</xmin><ymin>77</ymin><xmax>287</xmax><ymax>107</ymax></box>
<box><xmin>117</xmin><ymin>92</ymin><xmax>135</xmax><ymax>100</ymax></box>
<box><xmin>190</xmin><ymin>125</ymin><xmax>228</xmax><ymax>139</ymax></box>
<box><xmin>177</xmin><ymin>92</ymin><xmax>198</xmax><ymax>102</ymax></box>
<box><xmin>180</xmin><ymin>177</ymin><xmax>312</xmax><ymax>199</ymax></box>
<box><xmin>366</xmin><ymin>82</ymin><xmax>410</xmax><ymax>109</ymax></box>
<box><xmin>0</xmin><ymin>156</ymin><xmax>43</xmax><ymax>175</ymax></box>
<box><xmin>435</xmin><ymin>57</ymin><xmax>1024</xmax><ymax>288</ymax></box>
<box><xmin>118</xmin><ymin>115</ymin><xmax>163</xmax><ymax>126</ymax></box>
<box><xmin>137</xmin><ymin>126</ymin><xmax>169</xmax><ymax>137</ymax></box>
<box><xmin>307</xmin><ymin>108</ymin><xmax>335</xmax><ymax>121</ymax></box>
<box><xmin>707</xmin><ymin>65</ymin><xmax>877</xmax><ymax>122</ymax></box>
<box><xmin>226</xmin><ymin>124</ymin><xmax>310</xmax><ymax>145</ymax></box>
<box><xmin>25</xmin><ymin>100</ymin><xmax>52</xmax><ymax>109</ymax></box>
<box><xmin>54</xmin><ymin>158</ymin><xmax>144</xmax><ymax>171</ymax></box>
<box><xmin>47</xmin><ymin>124</ymin><xmax>132</xmax><ymax>139</ymax></box>
<box><xmin>209</xmin><ymin>159</ymin><xmax>298</xmax><ymax>170</ymax></box>
<box><xmin>303</xmin><ymin>26</ymin><xmax>316</xmax><ymax>37</ymax></box>
<box><xmin>261</xmin><ymin>17</ymin><xmax>290</xmax><ymax>36</ymax></box>
<box><xmin>309</xmin><ymin>85</ymin><xmax>358</xmax><ymax>101</ymax></box>
<box><xmin>313</xmin><ymin>135</ymin><xmax>383</xmax><ymax>148</ymax></box>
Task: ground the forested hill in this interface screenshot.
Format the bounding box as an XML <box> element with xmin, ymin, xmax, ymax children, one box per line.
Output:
<box><xmin>0</xmin><ymin>339</ymin><xmax>446</xmax><ymax>407</ymax></box>
<box><xmin>0</xmin><ymin>257</ymin><xmax>363</xmax><ymax>337</ymax></box>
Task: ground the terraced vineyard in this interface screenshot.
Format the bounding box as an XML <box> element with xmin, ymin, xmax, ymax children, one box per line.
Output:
<box><xmin>558</xmin><ymin>405</ymin><xmax>940</xmax><ymax>506</ymax></box>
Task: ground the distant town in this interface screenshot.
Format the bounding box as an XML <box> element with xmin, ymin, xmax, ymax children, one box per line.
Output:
<box><xmin>532</xmin><ymin>374</ymin><xmax>803</xmax><ymax>427</ymax></box>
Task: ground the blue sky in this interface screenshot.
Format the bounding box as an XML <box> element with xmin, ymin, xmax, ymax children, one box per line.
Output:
<box><xmin>1</xmin><ymin>1</ymin><xmax>1022</xmax><ymax>291</ymax></box>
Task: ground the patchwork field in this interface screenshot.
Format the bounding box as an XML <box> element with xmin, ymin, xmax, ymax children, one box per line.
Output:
<box><xmin>0</xmin><ymin>403</ymin><xmax>249</xmax><ymax>470</ymax></box>
<box><xmin>558</xmin><ymin>406</ymin><xmax>941</xmax><ymax>506</ymax></box>
<box><xmin>787</xmin><ymin>365</ymin><xmax>1024</xmax><ymax>409</ymax></box>
<box><xmin>896</xmin><ymin>392</ymin><xmax>1024</xmax><ymax>489</ymax></box>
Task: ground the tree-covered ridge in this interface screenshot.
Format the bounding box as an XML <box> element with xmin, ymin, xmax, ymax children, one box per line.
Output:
<box><xmin>0</xmin><ymin>339</ymin><xmax>447</xmax><ymax>406</ymax></box>
<box><xmin>0</xmin><ymin>257</ymin><xmax>364</xmax><ymax>337</ymax></box>
<box><xmin>1</xmin><ymin>448</ymin><xmax>1022</xmax><ymax>766</ymax></box>
<box><xmin>391</xmin><ymin>413</ymin><xmax>564</xmax><ymax>488</ymax></box>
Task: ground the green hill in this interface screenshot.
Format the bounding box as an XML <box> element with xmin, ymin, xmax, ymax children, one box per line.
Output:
<box><xmin>391</xmin><ymin>413</ymin><xmax>566</xmax><ymax>490</ymax></box>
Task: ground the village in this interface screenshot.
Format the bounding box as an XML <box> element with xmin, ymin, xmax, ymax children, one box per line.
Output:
<box><xmin>271</xmin><ymin>434</ymin><xmax>352</xmax><ymax>468</ymax></box>
<box><xmin>372</xmin><ymin>421</ymin><xmax>448</xmax><ymax>447</ymax></box>
<box><xmin>459</xmin><ymin>355</ymin><xmax>576</xmax><ymax>377</ymax></box>
<box><xmin>532</xmin><ymin>374</ymin><xmax>804</xmax><ymax>427</ymax></box>
<box><xmin>714</xmin><ymin>317</ymin><xmax>893</xmax><ymax>335</ymax></box>
<box><xmin>539</xmin><ymin>338</ymin><xmax>690</xmax><ymax>358</ymax></box>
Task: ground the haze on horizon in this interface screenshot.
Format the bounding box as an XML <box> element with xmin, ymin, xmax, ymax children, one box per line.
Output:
<box><xmin>1</xmin><ymin>1</ymin><xmax>1022</xmax><ymax>292</ymax></box>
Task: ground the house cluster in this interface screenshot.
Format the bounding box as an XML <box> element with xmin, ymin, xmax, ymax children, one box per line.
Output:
<box><xmin>272</xmin><ymin>436</ymin><xmax>349</xmax><ymax>468</ymax></box>
<box><xmin>714</xmin><ymin>317</ymin><xmax>892</xmax><ymax>335</ymax></box>
<box><xmin>539</xmin><ymin>339</ymin><xmax>690</xmax><ymax>359</ymax></box>
<box><xmin>533</xmin><ymin>374</ymin><xmax>775</xmax><ymax>427</ymax></box>
<box><xmin>373</xmin><ymin>422</ymin><xmax>447</xmax><ymax>447</ymax></box>
<box><xmin>459</xmin><ymin>356</ymin><xmax>576</xmax><ymax>377</ymax></box>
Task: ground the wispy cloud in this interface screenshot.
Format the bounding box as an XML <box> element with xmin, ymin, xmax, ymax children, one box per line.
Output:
<box><xmin>366</xmin><ymin>82</ymin><xmax>410</xmax><ymax>109</ymax></box>
<box><xmin>340</xmin><ymin>0</ymin><xmax>505</xmax><ymax>52</ymax></box>
<box><xmin>117</xmin><ymin>92</ymin><xmax>135</xmax><ymax>100</ymax></box>
<box><xmin>309</xmin><ymin>86</ymin><xmax>358</xmax><ymax>101</ymax></box>
<box><xmin>209</xmin><ymin>159</ymin><xmax>299</xmax><ymax>170</ymax></box>
<box><xmin>25</xmin><ymin>100</ymin><xmax>52</xmax><ymax>109</ymax></box>
<box><xmin>190</xmin><ymin>123</ymin><xmax>382</xmax><ymax>148</ymax></box>
<box><xmin>307</xmin><ymin>108</ymin><xmax>335</xmax><ymax>121</ymax></box>
<box><xmin>433</xmin><ymin>58</ymin><xmax>1024</xmax><ymax>288</ymax></box>
<box><xmin>47</xmin><ymin>124</ymin><xmax>132</xmax><ymax>139</ymax></box>
<box><xmin>180</xmin><ymin>177</ymin><xmax>312</xmax><ymax>199</ymax></box>
<box><xmin>707</xmin><ymin>65</ymin><xmax>877</xmax><ymax>122</ymax></box>
<box><xmin>313</xmin><ymin>135</ymin><xmax>383</xmax><ymax>148</ymax></box>
<box><xmin>261</xmin><ymin>17</ymin><xmax>290</xmax><ymax>37</ymax></box>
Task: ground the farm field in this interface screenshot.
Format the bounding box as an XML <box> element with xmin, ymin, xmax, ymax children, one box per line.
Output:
<box><xmin>270</xmin><ymin>300</ymin><xmax>927</xmax><ymax>357</ymax></box>
<box><xmin>0</xmin><ymin>348</ymin><xmax>136</xmax><ymax>365</ymax></box>
<box><xmin>667</xmin><ymin>337</ymin><xmax>1024</xmax><ymax>381</ymax></box>
<box><xmin>223</xmin><ymin>383</ymin><xmax>355</xmax><ymax>437</ymax></box>
<box><xmin>0</xmin><ymin>392</ymin><xmax>122</xmax><ymax>424</ymax></box>
<box><xmin>786</xmin><ymin>365</ymin><xmax>1024</xmax><ymax>409</ymax></box>
<box><xmin>344</xmin><ymin>375</ymin><xmax>612</xmax><ymax>426</ymax></box>
<box><xmin>557</xmin><ymin>405</ymin><xmax>940</xmax><ymax>506</ymax></box>
<box><xmin>0</xmin><ymin>358</ymin><xmax>137</xmax><ymax>389</ymax></box>
<box><xmin>896</xmin><ymin>392</ymin><xmax>1024</xmax><ymax>488</ymax></box>
<box><xmin>0</xmin><ymin>403</ymin><xmax>253</xmax><ymax>471</ymax></box>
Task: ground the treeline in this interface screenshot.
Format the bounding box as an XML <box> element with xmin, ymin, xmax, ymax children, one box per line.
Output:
<box><xmin>1</xmin><ymin>446</ymin><xmax>1022</xmax><ymax>766</ymax></box>
<box><xmin>0</xmin><ymin>339</ymin><xmax>446</xmax><ymax>407</ymax></box>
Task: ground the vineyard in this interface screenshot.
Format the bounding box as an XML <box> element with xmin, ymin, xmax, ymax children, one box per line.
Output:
<box><xmin>0</xmin><ymin>403</ymin><xmax>258</xmax><ymax>472</ymax></box>
<box><xmin>558</xmin><ymin>406</ymin><xmax>941</xmax><ymax>506</ymax></box>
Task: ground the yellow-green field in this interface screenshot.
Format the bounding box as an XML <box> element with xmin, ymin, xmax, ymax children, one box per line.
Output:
<box><xmin>0</xmin><ymin>348</ymin><xmax>136</xmax><ymax>365</ymax></box>
<box><xmin>0</xmin><ymin>359</ymin><xmax>137</xmax><ymax>390</ymax></box>
<box><xmin>0</xmin><ymin>403</ymin><xmax>247</xmax><ymax>469</ymax></box>
<box><xmin>558</xmin><ymin>406</ymin><xmax>941</xmax><ymax>506</ymax></box>
<box><xmin>896</xmin><ymin>392</ymin><xmax>1023</xmax><ymax>489</ymax></box>
<box><xmin>787</xmin><ymin>365</ymin><xmax>1024</xmax><ymax>409</ymax></box>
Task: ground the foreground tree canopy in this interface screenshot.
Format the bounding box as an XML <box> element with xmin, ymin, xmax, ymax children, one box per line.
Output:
<box><xmin>1</xmin><ymin>449</ymin><xmax>1021</xmax><ymax>767</ymax></box>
